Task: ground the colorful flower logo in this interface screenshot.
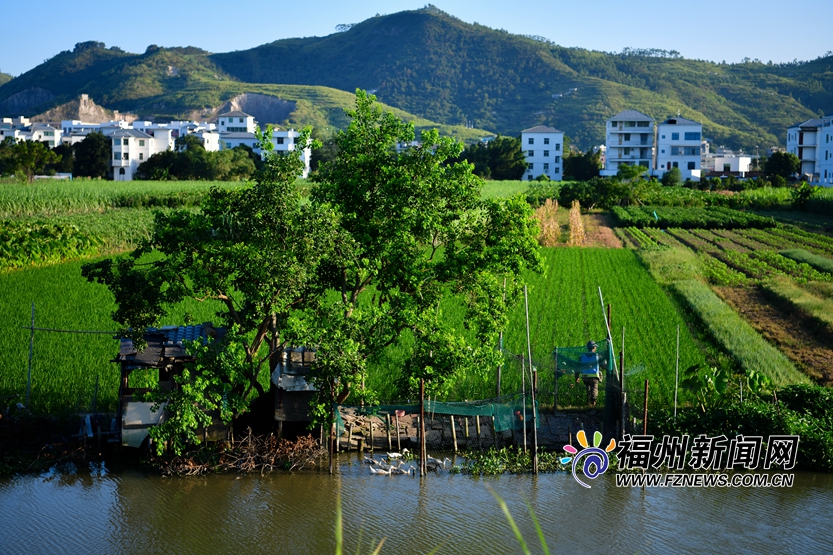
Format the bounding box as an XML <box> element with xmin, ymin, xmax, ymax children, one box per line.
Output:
<box><xmin>562</xmin><ymin>430</ymin><xmax>617</xmax><ymax>488</ymax></box>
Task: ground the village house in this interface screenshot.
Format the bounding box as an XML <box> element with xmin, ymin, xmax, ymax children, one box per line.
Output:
<box><xmin>521</xmin><ymin>125</ymin><xmax>565</xmax><ymax>181</ymax></box>
<box><xmin>787</xmin><ymin>118</ymin><xmax>822</xmax><ymax>180</ymax></box>
<box><xmin>600</xmin><ymin>110</ymin><xmax>654</xmax><ymax>177</ymax></box>
<box><xmin>655</xmin><ymin>116</ymin><xmax>702</xmax><ymax>181</ymax></box>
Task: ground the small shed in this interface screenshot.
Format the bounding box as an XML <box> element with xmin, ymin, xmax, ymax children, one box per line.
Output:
<box><xmin>271</xmin><ymin>346</ymin><xmax>317</xmax><ymax>428</ymax></box>
<box><xmin>114</xmin><ymin>323</ymin><xmax>230</xmax><ymax>448</ymax></box>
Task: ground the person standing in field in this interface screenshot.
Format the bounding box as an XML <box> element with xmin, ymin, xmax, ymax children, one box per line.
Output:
<box><xmin>575</xmin><ymin>340</ymin><xmax>605</xmax><ymax>407</ymax></box>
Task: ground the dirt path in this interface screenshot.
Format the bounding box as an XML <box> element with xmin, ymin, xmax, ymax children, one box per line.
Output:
<box><xmin>714</xmin><ymin>286</ymin><xmax>833</xmax><ymax>385</ymax></box>
<box><xmin>584</xmin><ymin>213</ymin><xmax>622</xmax><ymax>248</ymax></box>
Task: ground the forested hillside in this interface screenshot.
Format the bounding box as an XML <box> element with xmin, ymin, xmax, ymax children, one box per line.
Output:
<box><xmin>1</xmin><ymin>6</ymin><xmax>830</xmax><ymax>149</ymax></box>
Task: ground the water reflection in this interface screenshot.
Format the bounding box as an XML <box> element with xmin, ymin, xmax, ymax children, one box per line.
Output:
<box><xmin>1</xmin><ymin>454</ymin><xmax>832</xmax><ymax>555</ymax></box>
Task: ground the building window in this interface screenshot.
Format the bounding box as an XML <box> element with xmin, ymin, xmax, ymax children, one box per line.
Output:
<box><xmin>672</xmin><ymin>162</ymin><xmax>679</xmax><ymax>168</ymax></box>
<box><xmin>139</xmin><ymin>140</ymin><xmax>145</xmax><ymax>146</ymax></box>
<box><xmin>637</xmin><ymin>121</ymin><xmax>649</xmax><ymax>127</ymax></box>
<box><xmin>624</xmin><ymin>148</ymin><xmax>631</xmax><ymax>155</ymax></box>
<box><xmin>528</xmin><ymin>150</ymin><xmax>534</xmax><ymax>157</ymax></box>
<box><xmin>624</xmin><ymin>133</ymin><xmax>631</xmax><ymax>141</ymax></box>
<box><xmin>139</xmin><ymin>153</ymin><xmax>144</xmax><ymax>160</ymax></box>
<box><xmin>277</xmin><ymin>137</ymin><xmax>284</xmax><ymax>145</ymax></box>
<box><xmin>687</xmin><ymin>162</ymin><xmax>695</xmax><ymax>170</ymax></box>
<box><xmin>528</xmin><ymin>138</ymin><xmax>534</xmax><ymax>145</ymax></box>
<box><xmin>625</xmin><ymin>121</ymin><xmax>635</xmax><ymax>127</ymax></box>
<box><xmin>554</xmin><ymin>167</ymin><xmax>560</xmax><ymax>173</ymax></box>
<box><xmin>612</xmin><ymin>122</ymin><xmax>617</xmax><ymax>128</ymax></box>
<box><xmin>661</xmin><ymin>135</ymin><xmax>665</xmax><ymax>139</ymax></box>
<box><xmin>527</xmin><ymin>174</ymin><xmax>533</xmax><ymax>180</ymax></box>
<box><xmin>555</xmin><ymin>156</ymin><xmax>560</xmax><ymax>163</ymax></box>
<box><xmin>123</xmin><ymin>153</ymin><xmax>129</xmax><ymax>160</ymax></box>
<box><xmin>544</xmin><ymin>150</ymin><xmax>549</xmax><ymax>157</ymax></box>
<box><xmin>544</xmin><ymin>138</ymin><xmax>550</xmax><ymax>145</ymax></box>
<box><xmin>114</xmin><ymin>153</ymin><xmax>120</xmax><ymax>160</ymax></box>
<box><xmin>239</xmin><ymin>118</ymin><xmax>243</xmax><ymax>123</ymax></box>
<box><xmin>119</xmin><ymin>168</ymin><xmax>125</xmax><ymax>175</ymax></box>
<box><xmin>123</xmin><ymin>139</ymin><xmax>129</xmax><ymax>146</ymax></box>
<box><xmin>528</xmin><ymin>163</ymin><xmax>534</xmax><ymax>170</ymax></box>
<box><xmin>556</xmin><ymin>143</ymin><xmax>561</xmax><ymax>151</ymax></box>
<box><xmin>543</xmin><ymin>163</ymin><xmax>549</xmax><ymax>171</ymax></box>
<box><xmin>671</xmin><ymin>147</ymin><xmax>680</xmax><ymax>156</ymax></box>
<box><xmin>671</xmin><ymin>133</ymin><xmax>679</xmax><ymax>140</ymax></box>
<box><xmin>684</xmin><ymin>132</ymin><xmax>701</xmax><ymax>140</ymax></box>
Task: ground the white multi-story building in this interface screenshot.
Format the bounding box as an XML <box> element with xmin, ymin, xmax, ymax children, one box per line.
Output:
<box><xmin>110</xmin><ymin>129</ymin><xmax>169</xmax><ymax>181</ymax></box>
<box><xmin>655</xmin><ymin>116</ymin><xmax>702</xmax><ymax>181</ymax></box>
<box><xmin>0</xmin><ymin>122</ymin><xmax>62</xmax><ymax>147</ymax></box>
<box><xmin>219</xmin><ymin>128</ymin><xmax>311</xmax><ymax>178</ymax></box>
<box><xmin>217</xmin><ymin>111</ymin><xmax>256</xmax><ymax>133</ymax></box>
<box><xmin>787</xmin><ymin>118</ymin><xmax>822</xmax><ymax>180</ymax></box>
<box><xmin>817</xmin><ymin>115</ymin><xmax>833</xmax><ymax>185</ymax></box>
<box><xmin>521</xmin><ymin>125</ymin><xmax>564</xmax><ymax>181</ymax></box>
<box><xmin>600</xmin><ymin>110</ymin><xmax>654</xmax><ymax>177</ymax></box>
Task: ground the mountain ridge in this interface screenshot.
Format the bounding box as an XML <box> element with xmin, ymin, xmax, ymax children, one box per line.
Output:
<box><xmin>0</xmin><ymin>8</ymin><xmax>830</xmax><ymax>150</ymax></box>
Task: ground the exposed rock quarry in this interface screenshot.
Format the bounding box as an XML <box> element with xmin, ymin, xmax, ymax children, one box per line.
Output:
<box><xmin>190</xmin><ymin>93</ymin><xmax>297</xmax><ymax>126</ymax></box>
<box><xmin>31</xmin><ymin>94</ymin><xmax>136</xmax><ymax>123</ymax></box>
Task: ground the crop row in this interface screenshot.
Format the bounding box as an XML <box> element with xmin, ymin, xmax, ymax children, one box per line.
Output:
<box><xmin>612</xmin><ymin>205</ymin><xmax>776</xmax><ymax>230</ymax></box>
<box><xmin>767</xmin><ymin>227</ymin><xmax>833</xmax><ymax>255</ymax></box>
<box><xmin>780</xmin><ymin>249</ymin><xmax>833</xmax><ymax>275</ymax></box>
<box><xmin>672</xmin><ymin>280</ymin><xmax>808</xmax><ymax>387</ymax></box>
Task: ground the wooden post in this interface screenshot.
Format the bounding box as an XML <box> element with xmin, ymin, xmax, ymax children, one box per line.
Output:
<box><xmin>553</xmin><ymin>348</ymin><xmax>558</xmax><ymax>411</ymax></box>
<box><xmin>492</xmin><ymin>415</ymin><xmax>498</xmax><ymax>448</ymax></box>
<box><xmin>369</xmin><ymin>416</ymin><xmax>374</xmax><ymax>452</ymax></box>
<box><xmin>347</xmin><ymin>422</ymin><xmax>354</xmax><ymax>452</ymax></box>
<box><xmin>420</xmin><ymin>378</ymin><xmax>427</xmax><ymax>476</ymax></box>
<box><xmin>386</xmin><ymin>414</ymin><xmax>392</xmax><ymax>450</ymax></box>
<box><xmin>395</xmin><ymin>411</ymin><xmax>402</xmax><ymax>451</ymax></box>
<box><xmin>26</xmin><ymin>303</ymin><xmax>34</xmax><ymax>409</ymax></box>
<box><xmin>465</xmin><ymin>417</ymin><xmax>470</xmax><ymax>440</ymax></box>
<box><xmin>476</xmin><ymin>416</ymin><xmax>482</xmax><ymax>449</ymax></box>
<box><xmin>620</xmin><ymin>327</ymin><xmax>625</xmax><ymax>439</ymax></box>
<box><xmin>643</xmin><ymin>380</ymin><xmax>649</xmax><ymax>435</ymax></box>
<box><xmin>451</xmin><ymin>415</ymin><xmax>458</xmax><ymax>452</ymax></box>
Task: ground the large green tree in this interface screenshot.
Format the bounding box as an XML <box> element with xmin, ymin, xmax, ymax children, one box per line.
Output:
<box><xmin>765</xmin><ymin>151</ymin><xmax>800</xmax><ymax>179</ymax></box>
<box><xmin>454</xmin><ymin>135</ymin><xmax>526</xmax><ymax>180</ymax></box>
<box><xmin>307</xmin><ymin>91</ymin><xmax>541</xmax><ymax>443</ymax></box>
<box><xmin>5</xmin><ymin>140</ymin><xmax>60</xmax><ymax>182</ymax></box>
<box><xmin>73</xmin><ymin>132</ymin><xmax>111</xmax><ymax>178</ymax></box>
<box><xmin>82</xmin><ymin>127</ymin><xmax>336</xmax><ymax>452</ymax></box>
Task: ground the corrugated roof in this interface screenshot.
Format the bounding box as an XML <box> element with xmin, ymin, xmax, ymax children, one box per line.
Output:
<box><xmin>218</xmin><ymin>110</ymin><xmax>253</xmax><ymax>118</ymax></box>
<box><xmin>660</xmin><ymin>116</ymin><xmax>700</xmax><ymax>126</ymax></box>
<box><xmin>609</xmin><ymin>110</ymin><xmax>653</xmax><ymax>122</ymax></box>
<box><xmin>521</xmin><ymin>125</ymin><xmax>563</xmax><ymax>133</ymax></box>
<box><xmin>116</xmin><ymin>324</ymin><xmax>220</xmax><ymax>367</ymax></box>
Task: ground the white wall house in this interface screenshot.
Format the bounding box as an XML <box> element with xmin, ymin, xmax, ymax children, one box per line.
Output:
<box><xmin>110</xmin><ymin>129</ymin><xmax>168</xmax><ymax>181</ymax></box>
<box><xmin>219</xmin><ymin>128</ymin><xmax>311</xmax><ymax>178</ymax></box>
<box><xmin>787</xmin><ymin>118</ymin><xmax>822</xmax><ymax>180</ymax></box>
<box><xmin>600</xmin><ymin>110</ymin><xmax>654</xmax><ymax>177</ymax></box>
<box><xmin>817</xmin><ymin>115</ymin><xmax>833</xmax><ymax>186</ymax></box>
<box><xmin>655</xmin><ymin>116</ymin><xmax>702</xmax><ymax>181</ymax></box>
<box><xmin>217</xmin><ymin>111</ymin><xmax>256</xmax><ymax>133</ymax></box>
<box><xmin>521</xmin><ymin>125</ymin><xmax>565</xmax><ymax>181</ymax></box>
<box><xmin>712</xmin><ymin>156</ymin><xmax>752</xmax><ymax>174</ymax></box>
<box><xmin>0</xmin><ymin>123</ymin><xmax>62</xmax><ymax>147</ymax></box>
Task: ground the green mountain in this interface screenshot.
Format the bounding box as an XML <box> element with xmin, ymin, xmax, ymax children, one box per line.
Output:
<box><xmin>1</xmin><ymin>8</ymin><xmax>830</xmax><ymax>150</ymax></box>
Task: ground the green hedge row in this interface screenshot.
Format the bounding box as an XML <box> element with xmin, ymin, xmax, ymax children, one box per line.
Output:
<box><xmin>612</xmin><ymin>206</ymin><xmax>776</xmax><ymax>229</ymax></box>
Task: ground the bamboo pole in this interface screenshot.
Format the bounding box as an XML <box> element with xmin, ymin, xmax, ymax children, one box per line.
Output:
<box><xmin>420</xmin><ymin>378</ymin><xmax>427</xmax><ymax>476</ymax></box>
<box><xmin>26</xmin><ymin>303</ymin><xmax>34</xmax><ymax>409</ymax></box>
<box><xmin>674</xmin><ymin>325</ymin><xmax>680</xmax><ymax>420</ymax></box>
<box><xmin>643</xmin><ymin>380</ymin><xmax>649</xmax><ymax>435</ymax></box>
<box><xmin>620</xmin><ymin>327</ymin><xmax>626</xmax><ymax>439</ymax></box>
<box><xmin>524</xmin><ymin>285</ymin><xmax>538</xmax><ymax>474</ymax></box>
<box><xmin>497</xmin><ymin>277</ymin><xmax>506</xmax><ymax>398</ymax></box>
<box><xmin>451</xmin><ymin>415</ymin><xmax>458</xmax><ymax>453</ymax></box>
<box><xmin>369</xmin><ymin>416</ymin><xmax>374</xmax><ymax>452</ymax></box>
<box><xmin>476</xmin><ymin>416</ymin><xmax>481</xmax><ymax>449</ymax></box>
<box><xmin>386</xmin><ymin>414</ymin><xmax>392</xmax><ymax>450</ymax></box>
<box><xmin>395</xmin><ymin>412</ymin><xmax>401</xmax><ymax>451</ymax></box>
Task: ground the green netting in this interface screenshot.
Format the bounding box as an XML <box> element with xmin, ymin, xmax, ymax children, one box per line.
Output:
<box><xmin>553</xmin><ymin>339</ymin><xmax>615</xmax><ymax>378</ymax></box>
<box><xmin>335</xmin><ymin>393</ymin><xmax>538</xmax><ymax>435</ymax></box>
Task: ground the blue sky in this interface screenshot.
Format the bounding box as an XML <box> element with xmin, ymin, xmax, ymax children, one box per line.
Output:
<box><xmin>1</xmin><ymin>0</ymin><xmax>831</xmax><ymax>77</ymax></box>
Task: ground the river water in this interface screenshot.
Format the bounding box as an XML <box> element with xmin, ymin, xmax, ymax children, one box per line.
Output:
<box><xmin>1</xmin><ymin>454</ymin><xmax>832</xmax><ymax>554</ymax></box>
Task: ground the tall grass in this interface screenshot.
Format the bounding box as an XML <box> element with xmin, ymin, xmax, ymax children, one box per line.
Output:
<box><xmin>672</xmin><ymin>279</ymin><xmax>808</xmax><ymax>387</ymax></box>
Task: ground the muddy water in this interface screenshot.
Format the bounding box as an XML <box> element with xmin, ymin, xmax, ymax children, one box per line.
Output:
<box><xmin>1</xmin><ymin>454</ymin><xmax>832</xmax><ymax>554</ymax></box>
